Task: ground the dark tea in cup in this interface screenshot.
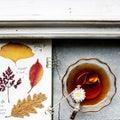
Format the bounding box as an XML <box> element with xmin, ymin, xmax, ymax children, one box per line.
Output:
<box><xmin>66</xmin><ymin>63</ymin><xmax>110</xmax><ymax>105</ymax></box>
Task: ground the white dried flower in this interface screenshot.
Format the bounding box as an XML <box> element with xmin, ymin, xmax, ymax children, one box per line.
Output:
<box><xmin>71</xmin><ymin>85</ymin><xmax>86</xmax><ymax>102</ymax></box>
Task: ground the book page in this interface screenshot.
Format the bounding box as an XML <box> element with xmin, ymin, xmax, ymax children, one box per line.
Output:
<box><xmin>0</xmin><ymin>39</ymin><xmax>52</xmax><ymax>120</ymax></box>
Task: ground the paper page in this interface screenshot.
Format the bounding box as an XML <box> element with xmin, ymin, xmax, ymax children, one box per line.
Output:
<box><xmin>0</xmin><ymin>39</ymin><xmax>52</xmax><ymax>120</ymax></box>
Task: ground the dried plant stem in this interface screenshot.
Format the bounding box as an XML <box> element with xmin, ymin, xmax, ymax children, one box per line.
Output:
<box><xmin>56</xmin><ymin>92</ymin><xmax>72</xmax><ymax>109</ymax></box>
<box><xmin>46</xmin><ymin>92</ymin><xmax>72</xmax><ymax>114</ymax></box>
<box><xmin>27</xmin><ymin>87</ymin><xmax>33</xmax><ymax>94</ymax></box>
<box><xmin>7</xmin><ymin>87</ymin><xmax>10</xmax><ymax>103</ymax></box>
<box><xmin>5</xmin><ymin>115</ymin><xmax>12</xmax><ymax>118</ymax></box>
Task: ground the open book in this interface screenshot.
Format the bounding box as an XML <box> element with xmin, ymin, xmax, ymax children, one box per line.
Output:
<box><xmin>0</xmin><ymin>39</ymin><xmax>52</xmax><ymax>120</ymax></box>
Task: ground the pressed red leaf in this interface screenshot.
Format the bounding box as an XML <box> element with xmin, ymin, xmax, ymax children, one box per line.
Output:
<box><xmin>28</xmin><ymin>59</ymin><xmax>43</xmax><ymax>93</ymax></box>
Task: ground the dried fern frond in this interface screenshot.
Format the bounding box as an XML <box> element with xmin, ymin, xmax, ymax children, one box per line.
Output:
<box><xmin>9</xmin><ymin>92</ymin><xmax>47</xmax><ymax>118</ymax></box>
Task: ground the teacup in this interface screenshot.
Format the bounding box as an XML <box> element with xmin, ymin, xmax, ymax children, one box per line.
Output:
<box><xmin>62</xmin><ymin>58</ymin><xmax>116</xmax><ymax>113</ymax></box>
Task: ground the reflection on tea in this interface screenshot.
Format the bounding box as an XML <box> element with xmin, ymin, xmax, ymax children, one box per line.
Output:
<box><xmin>66</xmin><ymin>63</ymin><xmax>110</xmax><ymax>105</ymax></box>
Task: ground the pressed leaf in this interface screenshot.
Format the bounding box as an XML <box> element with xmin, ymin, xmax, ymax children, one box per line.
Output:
<box><xmin>0</xmin><ymin>67</ymin><xmax>22</xmax><ymax>103</ymax></box>
<box><xmin>10</xmin><ymin>92</ymin><xmax>47</xmax><ymax>118</ymax></box>
<box><xmin>27</xmin><ymin>95</ymin><xmax>32</xmax><ymax>101</ymax></box>
<box><xmin>0</xmin><ymin>42</ymin><xmax>34</xmax><ymax>63</ymax></box>
<box><xmin>28</xmin><ymin>59</ymin><xmax>43</xmax><ymax>93</ymax></box>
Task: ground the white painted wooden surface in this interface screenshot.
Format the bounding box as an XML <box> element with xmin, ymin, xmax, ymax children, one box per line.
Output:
<box><xmin>0</xmin><ymin>0</ymin><xmax>120</xmax><ymax>20</ymax></box>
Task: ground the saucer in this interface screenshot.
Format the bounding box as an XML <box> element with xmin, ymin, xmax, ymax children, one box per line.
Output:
<box><xmin>62</xmin><ymin>58</ymin><xmax>116</xmax><ymax>112</ymax></box>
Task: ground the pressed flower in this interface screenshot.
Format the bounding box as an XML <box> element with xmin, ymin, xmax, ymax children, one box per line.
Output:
<box><xmin>71</xmin><ymin>85</ymin><xmax>86</xmax><ymax>102</ymax></box>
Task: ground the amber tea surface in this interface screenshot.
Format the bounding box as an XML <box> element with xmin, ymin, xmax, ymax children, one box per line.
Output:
<box><xmin>67</xmin><ymin>63</ymin><xmax>110</xmax><ymax>105</ymax></box>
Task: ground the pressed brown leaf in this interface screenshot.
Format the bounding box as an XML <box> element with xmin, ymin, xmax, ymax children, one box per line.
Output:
<box><xmin>10</xmin><ymin>92</ymin><xmax>47</xmax><ymax>118</ymax></box>
<box><xmin>27</xmin><ymin>95</ymin><xmax>32</xmax><ymax>101</ymax></box>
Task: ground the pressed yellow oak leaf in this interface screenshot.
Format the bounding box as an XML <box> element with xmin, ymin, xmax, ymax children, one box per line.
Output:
<box><xmin>10</xmin><ymin>93</ymin><xmax>47</xmax><ymax>118</ymax></box>
<box><xmin>0</xmin><ymin>42</ymin><xmax>34</xmax><ymax>63</ymax></box>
